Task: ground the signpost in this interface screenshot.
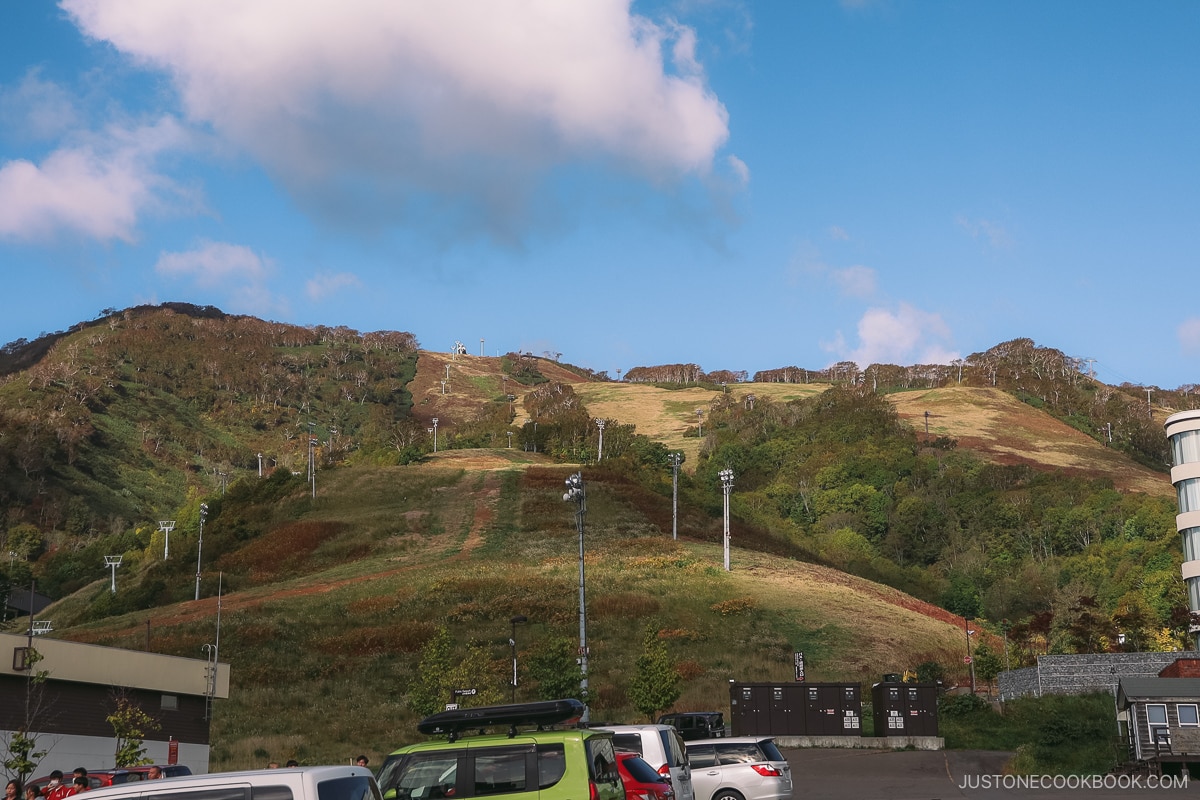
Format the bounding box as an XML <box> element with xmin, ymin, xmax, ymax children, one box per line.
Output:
<box><xmin>794</xmin><ymin>651</ymin><xmax>805</xmax><ymax>682</ymax></box>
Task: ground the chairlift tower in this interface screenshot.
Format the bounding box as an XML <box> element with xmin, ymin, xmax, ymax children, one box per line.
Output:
<box><xmin>104</xmin><ymin>555</ymin><xmax>123</xmax><ymax>594</ymax></box>
<box><xmin>158</xmin><ymin>520</ymin><xmax>176</xmax><ymax>560</ymax></box>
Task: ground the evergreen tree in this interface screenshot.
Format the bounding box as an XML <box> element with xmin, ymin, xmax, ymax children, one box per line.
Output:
<box><xmin>526</xmin><ymin>637</ymin><xmax>583</xmax><ymax>702</ymax></box>
<box><xmin>628</xmin><ymin>628</ymin><xmax>680</xmax><ymax>721</ymax></box>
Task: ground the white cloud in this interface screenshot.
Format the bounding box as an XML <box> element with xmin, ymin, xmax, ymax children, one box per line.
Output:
<box><xmin>0</xmin><ymin>69</ymin><xmax>79</xmax><ymax>141</ymax></box>
<box><xmin>155</xmin><ymin>240</ymin><xmax>271</xmax><ymax>288</ymax></box>
<box><xmin>0</xmin><ymin>116</ymin><xmax>186</xmax><ymax>243</ymax></box>
<box><xmin>156</xmin><ymin>240</ymin><xmax>289</xmax><ymax>318</ymax></box>
<box><xmin>1179</xmin><ymin>318</ymin><xmax>1200</xmax><ymax>354</ymax></box>
<box><xmin>63</xmin><ymin>0</ymin><xmax>734</xmax><ymax>241</ymax></box>
<box><xmin>829</xmin><ymin>225</ymin><xmax>849</xmax><ymax>241</ymax></box>
<box><xmin>956</xmin><ymin>215</ymin><xmax>1013</xmax><ymax>249</ymax></box>
<box><xmin>828</xmin><ymin>265</ymin><xmax>876</xmax><ymax>298</ymax></box>
<box><xmin>726</xmin><ymin>155</ymin><xmax>750</xmax><ymax>188</ymax></box>
<box><xmin>306</xmin><ymin>272</ymin><xmax>362</xmax><ymax>301</ymax></box>
<box><xmin>826</xmin><ymin>303</ymin><xmax>957</xmax><ymax>367</ymax></box>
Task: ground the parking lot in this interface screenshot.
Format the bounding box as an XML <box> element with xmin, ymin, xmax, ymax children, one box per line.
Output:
<box><xmin>779</xmin><ymin>748</ymin><xmax>1192</xmax><ymax>799</ymax></box>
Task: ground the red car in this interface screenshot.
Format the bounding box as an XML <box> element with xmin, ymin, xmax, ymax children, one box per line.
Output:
<box><xmin>617</xmin><ymin>751</ymin><xmax>675</xmax><ymax>800</ymax></box>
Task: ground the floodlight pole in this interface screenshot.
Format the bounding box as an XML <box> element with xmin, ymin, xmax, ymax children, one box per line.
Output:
<box><xmin>697</xmin><ymin>409</ymin><xmax>704</xmax><ymax>437</ymax></box>
<box><xmin>719</xmin><ymin>468</ymin><xmax>735</xmax><ymax>571</ymax></box>
<box><xmin>510</xmin><ymin>614</ymin><xmax>528</xmax><ymax>703</ymax></box>
<box><xmin>432</xmin><ymin>418</ymin><xmax>439</xmax><ymax>452</ymax></box>
<box><xmin>966</xmin><ymin>621</ymin><xmax>976</xmax><ymax>695</ymax></box>
<box><xmin>595</xmin><ymin>419</ymin><xmax>606</xmax><ymax>462</ymax></box>
<box><xmin>506</xmin><ymin>431</ymin><xmax>513</xmax><ymax>449</ymax></box>
<box><xmin>159</xmin><ymin>520</ymin><xmax>176</xmax><ymax>560</ymax></box>
<box><xmin>195</xmin><ymin>503</ymin><xmax>208</xmax><ymax>601</ymax></box>
<box><xmin>104</xmin><ymin>555</ymin><xmax>122</xmax><ymax>594</ymax></box>
<box><xmin>563</xmin><ymin>472</ymin><xmax>589</xmax><ymax>722</ymax></box>
<box><xmin>669</xmin><ymin>453</ymin><xmax>683</xmax><ymax>540</ymax></box>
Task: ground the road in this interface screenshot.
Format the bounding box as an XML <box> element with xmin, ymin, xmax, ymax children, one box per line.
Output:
<box><xmin>779</xmin><ymin>748</ymin><xmax>1192</xmax><ymax>799</ymax></box>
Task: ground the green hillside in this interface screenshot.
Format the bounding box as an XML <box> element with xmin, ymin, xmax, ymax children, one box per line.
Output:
<box><xmin>0</xmin><ymin>304</ymin><xmax>1195</xmax><ymax>767</ymax></box>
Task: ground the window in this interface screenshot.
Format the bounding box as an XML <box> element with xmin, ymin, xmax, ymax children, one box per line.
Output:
<box><xmin>1147</xmin><ymin>703</ymin><xmax>1169</xmax><ymax>745</ymax></box>
<box><xmin>472</xmin><ymin>750</ymin><xmax>528</xmax><ymax>796</ymax></box>
<box><xmin>686</xmin><ymin>745</ymin><xmax>716</xmax><ymax>769</ymax></box>
<box><xmin>610</xmin><ymin>734</ymin><xmax>643</xmax><ymax>757</ymax></box>
<box><xmin>1171</xmin><ymin>429</ymin><xmax>1200</xmax><ymax>466</ymax></box>
<box><xmin>536</xmin><ymin>745</ymin><xmax>565</xmax><ymax>789</ymax></box>
<box><xmin>713</xmin><ymin>743</ymin><xmax>760</xmax><ymax>765</ymax></box>
<box><xmin>161</xmin><ymin>695</ymin><xmax>179</xmax><ymax>711</ymax></box>
<box><xmin>1179</xmin><ymin>705</ymin><xmax>1200</xmax><ymax>727</ymax></box>
<box><xmin>585</xmin><ymin>737</ymin><xmax>621</xmax><ymax>792</ymax></box>
<box><xmin>382</xmin><ymin>752</ymin><xmax>461</xmax><ymax>800</ymax></box>
<box><xmin>1178</xmin><ymin>479</ymin><xmax>1200</xmax><ymax>514</ymax></box>
<box><xmin>251</xmin><ymin>787</ymin><xmax>293</xmax><ymax>800</ymax></box>
<box><xmin>317</xmin><ymin>777</ymin><xmax>379</xmax><ymax>800</ymax></box>
<box><xmin>144</xmin><ymin>789</ymin><xmax>248</xmax><ymax>800</ymax></box>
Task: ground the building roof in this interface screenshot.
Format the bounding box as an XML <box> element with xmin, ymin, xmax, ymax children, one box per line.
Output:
<box><xmin>0</xmin><ymin>632</ymin><xmax>229</xmax><ymax>698</ymax></box>
<box><xmin>5</xmin><ymin>588</ymin><xmax>53</xmax><ymax>616</ymax></box>
<box><xmin>1117</xmin><ymin>677</ymin><xmax>1200</xmax><ymax>708</ymax></box>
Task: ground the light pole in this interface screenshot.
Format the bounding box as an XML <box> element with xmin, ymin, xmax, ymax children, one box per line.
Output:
<box><xmin>668</xmin><ymin>452</ymin><xmax>683</xmax><ymax>540</ymax></box>
<box><xmin>506</xmin><ymin>431</ymin><xmax>513</xmax><ymax>449</ymax></box>
<box><xmin>309</xmin><ymin>439</ymin><xmax>317</xmax><ymax>498</ymax></box>
<box><xmin>104</xmin><ymin>555</ymin><xmax>122</xmax><ymax>594</ymax></box>
<box><xmin>965</xmin><ymin>620</ymin><xmax>976</xmax><ymax>695</ymax></box>
<box><xmin>1000</xmin><ymin>619</ymin><xmax>1011</xmax><ymax>672</ymax></box>
<box><xmin>595</xmin><ymin>419</ymin><xmax>606</xmax><ymax>462</ymax></box>
<box><xmin>158</xmin><ymin>520</ymin><xmax>176</xmax><ymax>560</ymax></box>
<box><xmin>509</xmin><ymin>614</ymin><xmax>528</xmax><ymax>702</ymax></box>
<box><xmin>696</xmin><ymin>409</ymin><xmax>704</xmax><ymax>438</ymax></box>
<box><xmin>719</xmin><ymin>468</ymin><xmax>734</xmax><ymax>571</ymax></box>
<box><xmin>432</xmin><ymin>418</ymin><xmax>439</xmax><ymax>452</ymax></box>
<box><xmin>257</xmin><ymin>452</ymin><xmax>263</xmax><ymax>477</ymax></box>
<box><xmin>194</xmin><ymin>503</ymin><xmax>208</xmax><ymax>601</ymax></box>
<box><xmin>563</xmin><ymin>472</ymin><xmax>589</xmax><ymax>722</ymax></box>
<box><xmin>481</xmin><ymin>338</ymin><xmax>485</xmax><ymax>357</ymax></box>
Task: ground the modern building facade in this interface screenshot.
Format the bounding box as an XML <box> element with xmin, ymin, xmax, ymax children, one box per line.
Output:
<box><xmin>1165</xmin><ymin>409</ymin><xmax>1200</xmax><ymax>649</ymax></box>
<box><xmin>0</xmin><ymin>632</ymin><xmax>229</xmax><ymax>774</ymax></box>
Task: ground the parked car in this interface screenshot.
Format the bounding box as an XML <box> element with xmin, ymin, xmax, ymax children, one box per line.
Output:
<box><xmin>27</xmin><ymin>771</ymin><xmax>131</xmax><ymax>794</ymax></box>
<box><xmin>683</xmin><ymin>737</ymin><xmax>792</xmax><ymax>800</ymax></box>
<box><xmin>66</xmin><ymin>766</ymin><xmax>377</xmax><ymax>800</ymax></box>
<box><xmin>121</xmin><ymin>765</ymin><xmax>193</xmax><ymax>781</ymax></box>
<box><xmin>597</xmin><ymin>724</ymin><xmax>695</xmax><ymax>800</ymax></box>
<box><xmin>616</xmin><ymin>752</ymin><xmax>674</xmax><ymax>800</ymax></box>
<box><xmin>657</xmin><ymin>713</ymin><xmax>726</xmax><ymax>742</ymax></box>
<box><xmin>377</xmin><ymin>699</ymin><xmax>623</xmax><ymax>800</ymax></box>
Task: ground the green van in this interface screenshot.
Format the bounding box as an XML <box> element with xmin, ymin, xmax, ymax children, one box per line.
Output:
<box><xmin>377</xmin><ymin>700</ymin><xmax>623</xmax><ymax>800</ymax></box>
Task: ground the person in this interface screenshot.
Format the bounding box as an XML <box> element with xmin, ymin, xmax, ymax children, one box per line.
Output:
<box><xmin>267</xmin><ymin>763</ymin><xmax>280</xmax><ymax>770</ymax></box>
<box><xmin>146</xmin><ymin>767</ymin><xmax>162</xmax><ymax>781</ymax></box>
<box><xmin>355</xmin><ymin>756</ymin><xmax>369</xmax><ymax>768</ymax></box>
<box><xmin>69</xmin><ymin>778</ymin><xmax>88</xmax><ymax>796</ymax></box>
<box><xmin>5</xmin><ymin>780</ymin><xmax>21</xmax><ymax>800</ymax></box>
<box><xmin>44</xmin><ymin>772</ymin><xmax>72</xmax><ymax>800</ymax></box>
<box><xmin>284</xmin><ymin>761</ymin><xmax>298</xmax><ymax>768</ymax></box>
<box><xmin>24</xmin><ymin>786</ymin><xmax>37</xmax><ymax>800</ymax></box>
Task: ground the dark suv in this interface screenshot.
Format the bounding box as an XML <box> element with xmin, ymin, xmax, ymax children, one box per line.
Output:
<box><xmin>657</xmin><ymin>712</ymin><xmax>726</xmax><ymax>741</ymax></box>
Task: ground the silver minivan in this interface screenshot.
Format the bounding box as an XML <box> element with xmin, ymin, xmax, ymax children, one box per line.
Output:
<box><xmin>598</xmin><ymin>724</ymin><xmax>695</xmax><ymax>800</ymax></box>
<box><xmin>73</xmin><ymin>766</ymin><xmax>379</xmax><ymax>800</ymax></box>
<box><xmin>683</xmin><ymin>737</ymin><xmax>791</xmax><ymax>800</ymax></box>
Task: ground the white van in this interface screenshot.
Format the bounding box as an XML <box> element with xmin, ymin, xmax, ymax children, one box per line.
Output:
<box><xmin>596</xmin><ymin>725</ymin><xmax>694</xmax><ymax>800</ymax></box>
<box><xmin>76</xmin><ymin>766</ymin><xmax>379</xmax><ymax>800</ymax></box>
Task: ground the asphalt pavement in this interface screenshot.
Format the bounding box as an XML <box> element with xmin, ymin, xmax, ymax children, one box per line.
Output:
<box><xmin>779</xmin><ymin>748</ymin><xmax>1194</xmax><ymax>799</ymax></box>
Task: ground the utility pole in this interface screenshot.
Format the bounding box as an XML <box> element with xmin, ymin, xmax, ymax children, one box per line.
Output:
<box><xmin>668</xmin><ymin>452</ymin><xmax>683</xmax><ymax>540</ymax></box>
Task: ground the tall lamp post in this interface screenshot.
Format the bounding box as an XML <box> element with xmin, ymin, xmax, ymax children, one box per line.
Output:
<box><xmin>965</xmin><ymin>620</ymin><xmax>977</xmax><ymax>695</ymax></box>
<box><xmin>194</xmin><ymin>502</ymin><xmax>208</xmax><ymax>601</ymax></box>
<box><xmin>719</xmin><ymin>468</ymin><xmax>734</xmax><ymax>571</ymax></box>
<box><xmin>696</xmin><ymin>409</ymin><xmax>704</xmax><ymax>437</ymax></box>
<box><xmin>668</xmin><ymin>453</ymin><xmax>683</xmax><ymax>540</ymax></box>
<box><xmin>509</xmin><ymin>614</ymin><xmax>528</xmax><ymax>702</ymax></box>
<box><xmin>595</xmin><ymin>419</ymin><xmax>606</xmax><ymax>462</ymax></box>
<box><xmin>432</xmin><ymin>418</ymin><xmax>439</xmax><ymax>453</ymax></box>
<box><xmin>563</xmin><ymin>472</ymin><xmax>589</xmax><ymax>722</ymax></box>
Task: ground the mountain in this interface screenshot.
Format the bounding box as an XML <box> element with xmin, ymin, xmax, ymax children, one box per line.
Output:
<box><xmin>0</xmin><ymin>304</ymin><xmax>1191</xmax><ymax>766</ymax></box>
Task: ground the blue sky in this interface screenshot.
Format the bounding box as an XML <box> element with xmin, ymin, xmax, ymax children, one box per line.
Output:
<box><xmin>1</xmin><ymin>1</ymin><xmax>1197</xmax><ymax>389</ymax></box>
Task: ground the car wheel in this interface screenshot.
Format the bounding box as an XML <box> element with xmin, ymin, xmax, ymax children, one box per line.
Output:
<box><xmin>711</xmin><ymin>790</ymin><xmax>744</xmax><ymax>800</ymax></box>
